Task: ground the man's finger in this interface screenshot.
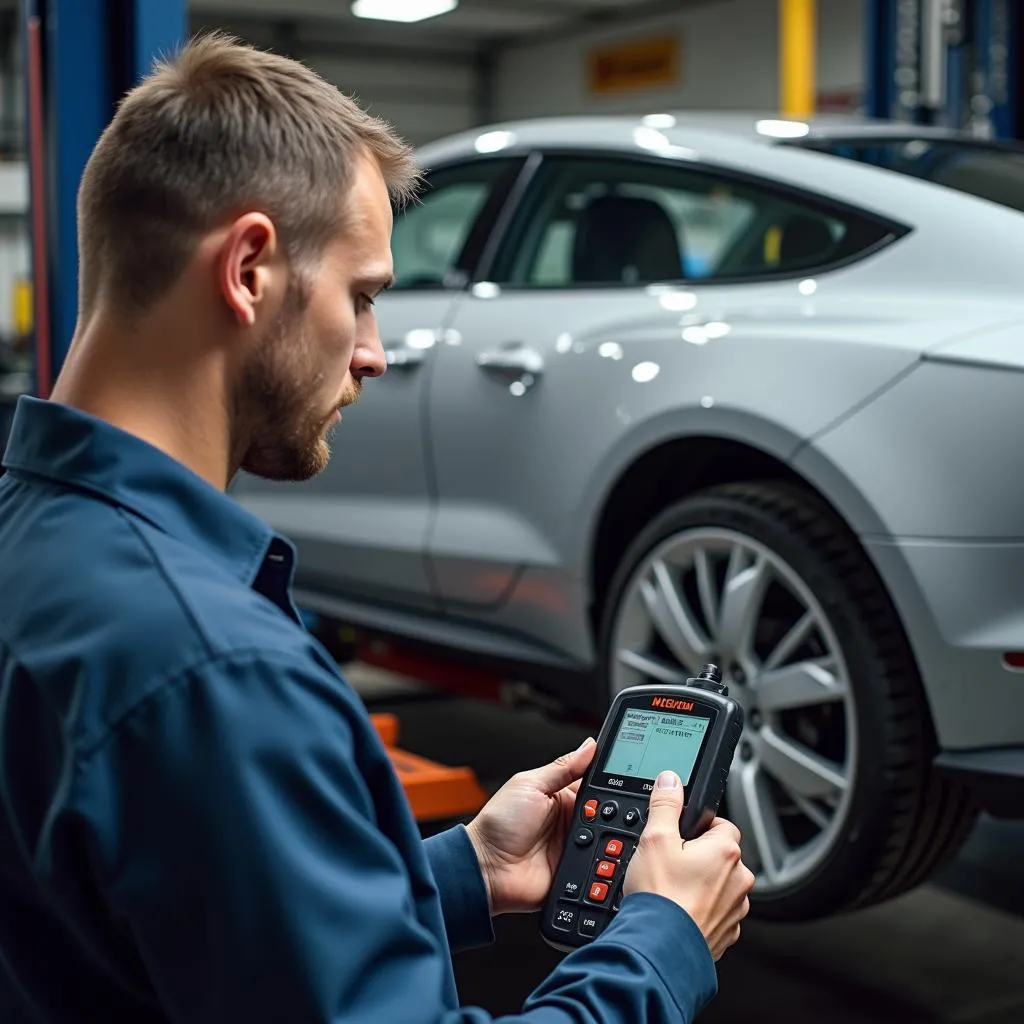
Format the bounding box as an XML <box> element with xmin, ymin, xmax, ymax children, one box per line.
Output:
<box><xmin>644</xmin><ymin>771</ymin><xmax>685</xmax><ymax>834</ymax></box>
<box><xmin>706</xmin><ymin>816</ymin><xmax>742</xmax><ymax>845</ymax></box>
<box><xmin>523</xmin><ymin>736</ymin><xmax>596</xmax><ymax>795</ymax></box>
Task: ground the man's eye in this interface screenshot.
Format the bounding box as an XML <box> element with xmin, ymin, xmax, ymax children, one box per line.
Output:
<box><xmin>358</xmin><ymin>293</ymin><xmax>376</xmax><ymax>311</ymax></box>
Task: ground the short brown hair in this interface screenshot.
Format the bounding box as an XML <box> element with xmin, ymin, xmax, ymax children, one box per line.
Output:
<box><xmin>76</xmin><ymin>31</ymin><xmax>419</xmax><ymax>317</ymax></box>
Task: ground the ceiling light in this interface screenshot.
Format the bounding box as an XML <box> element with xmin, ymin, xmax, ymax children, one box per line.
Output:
<box><xmin>352</xmin><ymin>0</ymin><xmax>458</xmax><ymax>23</ymax></box>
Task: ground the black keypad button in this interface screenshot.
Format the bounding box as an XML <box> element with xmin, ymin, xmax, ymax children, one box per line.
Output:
<box><xmin>551</xmin><ymin>904</ymin><xmax>579</xmax><ymax>932</ymax></box>
<box><xmin>599</xmin><ymin>801</ymin><xmax>618</xmax><ymax>822</ymax></box>
<box><xmin>574</xmin><ymin>828</ymin><xmax>594</xmax><ymax>847</ymax></box>
<box><xmin>579</xmin><ymin>910</ymin><xmax>604</xmax><ymax>937</ymax></box>
<box><xmin>561</xmin><ymin>879</ymin><xmax>583</xmax><ymax>902</ymax></box>
<box><xmin>623</xmin><ymin>807</ymin><xmax>642</xmax><ymax>828</ymax></box>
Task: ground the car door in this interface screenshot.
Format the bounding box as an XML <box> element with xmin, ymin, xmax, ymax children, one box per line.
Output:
<box><xmin>423</xmin><ymin>152</ymin><xmax>885</xmax><ymax>657</ymax></box>
<box><xmin>234</xmin><ymin>156</ymin><xmax>522</xmax><ymax>612</ymax></box>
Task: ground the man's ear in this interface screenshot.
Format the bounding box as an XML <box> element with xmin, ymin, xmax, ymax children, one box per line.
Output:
<box><xmin>217</xmin><ymin>213</ymin><xmax>278</xmax><ymax>327</ymax></box>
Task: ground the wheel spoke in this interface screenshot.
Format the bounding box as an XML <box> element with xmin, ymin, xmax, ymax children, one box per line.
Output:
<box><xmin>716</xmin><ymin>548</ymin><xmax>771</xmax><ymax>662</ymax></box>
<box><xmin>726</xmin><ymin>760</ymin><xmax>788</xmax><ymax>884</ymax></box>
<box><xmin>757</xmin><ymin>657</ymin><xmax>846</xmax><ymax>713</ymax></box>
<box><xmin>755</xmin><ymin>726</ymin><xmax>847</xmax><ymax>801</ymax></box>
<box><xmin>639</xmin><ymin>559</ymin><xmax>711</xmax><ymax>672</ymax></box>
<box><xmin>790</xmin><ymin>792</ymin><xmax>831</xmax><ymax>831</ymax></box>
<box><xmin>618</xmin><ymin>648</ymin><xmax>689</xmax><ymax>684</ymax></box>
<box><xmin>694</xmin><ymin>548</ymin><xmax>719</xmax><ymax>636</ymax></box>
<box><xmin>763</xmin><ymin>610</ymin><xmax>816</xmax><ymax>672</ymax></box>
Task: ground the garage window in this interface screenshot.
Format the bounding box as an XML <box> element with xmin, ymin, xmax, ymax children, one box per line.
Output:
<box><xmin>391</xmin><ymin>158</ymin><xmax>520</xmax><ymax>290</ymax></box>
<box><xmin>488</xmin><ymin>156</ymin><xmax>894</xmax><ymax>288</ymax></box>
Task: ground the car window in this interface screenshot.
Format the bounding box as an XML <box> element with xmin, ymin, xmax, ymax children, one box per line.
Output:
<box><xmin>791</xmin><ymin>137</ymin><xmax>1024</xmax><ymax>214</ymax></box>
<box><xmin>489</xmin><ymin>156</ymin><xmax>893</xmax><ymax>288</ymax></box>
<box><xmin>391</xmin><ymin>159</ymin><xmax>519</xmax><ymax>290</ymax></box>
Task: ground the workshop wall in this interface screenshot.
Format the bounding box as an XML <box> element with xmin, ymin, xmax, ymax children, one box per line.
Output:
<box><xmin>309</xmin><ymin>53</ymin><xmax>480</xmax><ymax>148</ymax></box>
<box><xmin>493</xmin><ymin>0</ymin><xmax>865</xmax><ymax>121</ymax></box>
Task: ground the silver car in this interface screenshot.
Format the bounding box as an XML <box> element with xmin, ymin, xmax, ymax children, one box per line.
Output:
<box><xmin>234</xmin><ymin>113</ymin><xmax>1024</xmax><ymax>921</ymax></box>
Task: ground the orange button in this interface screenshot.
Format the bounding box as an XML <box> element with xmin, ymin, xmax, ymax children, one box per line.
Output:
<box><xmin>582</xmin><ymin>799</ymin><xmax>598</xmax><ymax>821</ymax></box>
<box><xmin>596</xmin><ymin>860</ymin><xmax>616</xmax><ymax>879</ymax></box>
<box><xmin>604</xmin><ymin>839</ymin><xmax>624</xmax><ymax>858</ymax></box>
<box><xmin>589</xmin><ymin>881</ymin><xmax>609</xmax><ymax>902</ymax></box>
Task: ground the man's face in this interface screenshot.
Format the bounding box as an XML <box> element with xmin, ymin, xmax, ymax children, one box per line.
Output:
<box><xmin>239</xmin><ymin>154</ymin><xmax>393</xmax><ymax>481</ymax></box>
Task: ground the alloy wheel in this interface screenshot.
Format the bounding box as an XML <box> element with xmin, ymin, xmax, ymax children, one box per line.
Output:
<box><xmin>608</xmin><ymin>527</ymin><xmax>857</xmax><ymax>895</ymax></box>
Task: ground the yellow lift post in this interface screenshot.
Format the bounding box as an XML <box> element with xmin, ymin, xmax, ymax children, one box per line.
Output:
<box><xmin>780</xmin><ymin>0</ymin><xmax>817</xmax><ymax>119</ymax></box>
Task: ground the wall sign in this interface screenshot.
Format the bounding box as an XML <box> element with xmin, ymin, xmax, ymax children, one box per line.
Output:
<box><xmin>588</xmin><ymin>35</ymin><xmax>681</xmax><ymax>95</ymax></box>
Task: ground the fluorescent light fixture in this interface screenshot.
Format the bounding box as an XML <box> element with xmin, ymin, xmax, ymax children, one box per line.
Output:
<box><xmin>352</xmin><ymin>0</ymin><xmax>457</xmax><ymax>23</ymax></box>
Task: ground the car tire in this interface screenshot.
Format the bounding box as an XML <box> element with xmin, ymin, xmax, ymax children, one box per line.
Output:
<box><xmin>599</xmin><ymin>480</ymin><xmax>978</xmax><ymax>920</ymax></box>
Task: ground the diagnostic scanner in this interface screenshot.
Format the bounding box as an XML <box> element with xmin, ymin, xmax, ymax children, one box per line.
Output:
<box><xmin>540</xmin><ymin>664</ymin><xmax>744</xmax><ymax>951</ymax></box>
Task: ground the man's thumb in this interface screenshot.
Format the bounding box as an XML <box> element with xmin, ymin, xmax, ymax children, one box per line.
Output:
<box><xmin>528</xmin><ymin>736</ymin><xmax>596</xmax><ymax>794</ymax></box>
<box><xmin>645</xmin><ymin>771</ymin><xmax>685</xmax><ymax>828</ymax></box>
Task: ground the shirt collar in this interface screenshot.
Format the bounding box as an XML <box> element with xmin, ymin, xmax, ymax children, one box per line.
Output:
<box><xmin>2</xmin><ymin>395</ymin><xmax>290</xmax><ymax>591</ymax></box>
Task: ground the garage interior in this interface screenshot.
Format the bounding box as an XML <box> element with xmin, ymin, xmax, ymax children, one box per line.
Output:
<box><xmin>8</xmin><ymin>0</ymin><xmax>1024</xmax><ymax>1022</ymax></box>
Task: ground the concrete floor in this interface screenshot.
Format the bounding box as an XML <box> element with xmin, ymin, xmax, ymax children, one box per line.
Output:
<box><xmin>351</xmin><ymin>666</ymin><xmax>1024</xmax><ymax>1023</ymax></box>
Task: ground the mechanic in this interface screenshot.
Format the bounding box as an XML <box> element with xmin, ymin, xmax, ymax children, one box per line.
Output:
<box><xmin>0</xmin><ymin>33</ymin><xmax>754</xmax><ymax>1024</ymax></box>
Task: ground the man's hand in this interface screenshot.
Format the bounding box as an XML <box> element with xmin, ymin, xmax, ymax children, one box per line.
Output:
<box><xmin>624</xmin><ymin>770</ymin><xmax>754</xmax><ymax>961</ymax></box>
<box><xmin>465</xmin><ymin>737</ymin><xmax>597</xmax><ymax>916</ymax></box>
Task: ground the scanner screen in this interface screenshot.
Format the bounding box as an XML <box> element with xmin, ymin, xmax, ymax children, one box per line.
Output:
<box><xmin>602</xmin><ymin>707</ymin><xmax>710</xmax><ymax>786</ymax></box>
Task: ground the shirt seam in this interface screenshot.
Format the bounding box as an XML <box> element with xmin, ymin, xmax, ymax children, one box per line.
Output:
<box><xmin>119</xmin><ymin>509</ymin><xmax>219</xmax><ymax>662</ymax></box>
<box><xmin>78</xmin><ymin>644</ymin><xmax>330</xmax><ymax>760</ymax></box>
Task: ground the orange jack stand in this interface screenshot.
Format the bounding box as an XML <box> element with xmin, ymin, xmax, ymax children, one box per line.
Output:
<box><xmin>371</xmin><ymin>712</ymin><xmax>488</xmax><ymax>823</ymax></box>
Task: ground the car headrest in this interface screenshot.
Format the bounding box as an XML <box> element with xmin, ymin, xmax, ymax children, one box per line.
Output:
<box><xmin>779</xmin><ymin>215</ymin><xmax>834</xmax><ymax>265</ymax></box>
<box><xmin>572</xmin><ymin>194</ymin><xmax>682</xmax><ymax>284</ymax></box>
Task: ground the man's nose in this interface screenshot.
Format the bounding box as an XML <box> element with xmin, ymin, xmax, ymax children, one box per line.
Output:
<box><xmin>354</xmin><ymin>325</ymin><xmax>387</xmax><ymax>379</ymax></box>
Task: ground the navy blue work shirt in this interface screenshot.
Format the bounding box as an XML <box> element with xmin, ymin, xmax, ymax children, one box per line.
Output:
<box><xmin>0</xmin><ymin>395</ymin><xmax>717</xmax><ymax>1023</ymax></box>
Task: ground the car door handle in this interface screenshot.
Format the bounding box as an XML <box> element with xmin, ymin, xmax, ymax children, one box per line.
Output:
<box><xmin>384</xmin><ymin>345</ymin><xmax>426</xmax><ymax>369</ymax></box>
<box><xmin>476</xmin><ymin>343</ymin><xmax>545</xmax><ymax>383</ymax></box>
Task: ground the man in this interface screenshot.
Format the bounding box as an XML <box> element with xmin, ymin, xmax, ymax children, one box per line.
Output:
<box><xmin>0</xmin><ymin>34</ymin><xmax>754</xmax><ymax>1023</ymax></box>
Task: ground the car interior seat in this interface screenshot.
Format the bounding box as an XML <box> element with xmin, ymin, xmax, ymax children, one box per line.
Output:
<box><xmin>571</xmin><ymin>194</ymin><xmax>683</xmax><ymax>284</ymax></box>
<box><xmin>779</xmin><ymin>214</ymin><xmax>835</xmax><ymax>265</ymax></box>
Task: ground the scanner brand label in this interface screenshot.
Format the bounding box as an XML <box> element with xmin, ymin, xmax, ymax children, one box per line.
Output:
<box><xmin>650</xmin><ymin>697</ymin><xmax>695</xmax><ymax>711</ymax></box>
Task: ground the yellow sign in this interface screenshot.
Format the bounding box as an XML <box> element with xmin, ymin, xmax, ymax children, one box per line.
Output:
<box><xmin>588</xmin><ymin>35</ymin><xmax>680</xmax><ymax>96</ymax></box>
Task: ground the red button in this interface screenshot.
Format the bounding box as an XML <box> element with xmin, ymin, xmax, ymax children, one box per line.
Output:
<box><xmin>604</xmin><ymin>839</ymin><xmax>624</xmax><ymax>858</ymax></box>
<box><xmin>589</xmin><ymin>881</ymin><xmax>609</xmax><ymax>903</ymax></box>
<box><xmin>596</xmin><ymin>860</ymin><xmax>616</xmax><ymax>879</ymax></box>
<box><xmin>582</xmin><ymin>799</ymin><xmax>598</xmax><ymax>821</ymax></box>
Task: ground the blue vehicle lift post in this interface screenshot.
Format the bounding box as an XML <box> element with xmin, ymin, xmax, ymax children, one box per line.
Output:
<box><xmin>864</xmin><ymin>0</ymin><xmax>1021</xmax><ymax>139</ymax></box>
<box><xmin>21</xmin><ymin>0</ymin><xmax>188</xmax><ymax>397</ymax></box>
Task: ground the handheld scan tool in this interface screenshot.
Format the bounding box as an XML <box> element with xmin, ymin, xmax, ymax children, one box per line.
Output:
<box><xmin>541</xmin><ymin>664</ymin><xmax>743</xmax><ymax>951</ymax></box>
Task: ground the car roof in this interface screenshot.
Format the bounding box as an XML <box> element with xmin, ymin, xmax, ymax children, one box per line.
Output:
<box><xmin>414</xmin><ymin>111</ymin><xmax>1024</xmax><ymax>236</ymax></box>
<box><xmin>415</xmin><ymin>110</ymin><xmax>1001</xmax><ymax>164</ymax></box>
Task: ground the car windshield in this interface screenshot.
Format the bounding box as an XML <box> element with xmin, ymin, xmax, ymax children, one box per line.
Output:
<box><xmin>789</xmin><ymin>136</ymin><xmax>1024</xmax><ymax>214</ymax></box>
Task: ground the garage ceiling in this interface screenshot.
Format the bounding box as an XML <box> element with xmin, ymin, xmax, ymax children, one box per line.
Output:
<box><xmin>190</xmin><ymin>0</ymin><xmax>709</xmax><ymax>53</ymax></box>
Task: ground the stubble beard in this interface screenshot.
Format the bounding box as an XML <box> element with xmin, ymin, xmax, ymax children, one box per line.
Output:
<box><xmin>236</xmin><ymin>284</ymin><xmax>361</xmax><ymax>483</ymax></box>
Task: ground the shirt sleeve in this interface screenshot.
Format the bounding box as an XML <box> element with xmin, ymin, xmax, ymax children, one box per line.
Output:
<box><xmin>422</xmin><ymin>826</ymin><xmax>496</xmax><ymax>952</ymax></box>
<box><xmin>78</xmin><ymin>648</ymin><xmax>717</xmax><ymax>1024</ymax></box>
